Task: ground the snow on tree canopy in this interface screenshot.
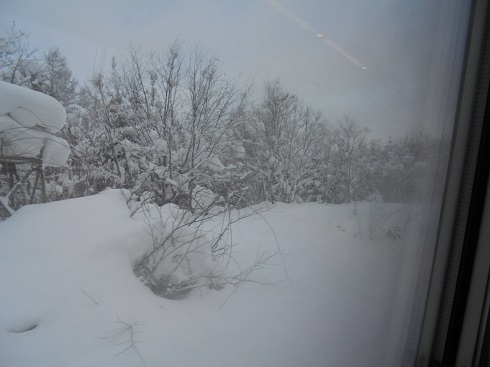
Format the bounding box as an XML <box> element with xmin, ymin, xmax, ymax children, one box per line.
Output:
<box><xmin>0</xmin><ymin>81</ymin><xmax>71</xmax><ymax>167</ymax></box>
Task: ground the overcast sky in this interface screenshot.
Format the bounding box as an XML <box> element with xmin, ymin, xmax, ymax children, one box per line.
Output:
<box><xmin>1</xmin><ymin>0</ymin><xmax>470</xmax><ymax>139</ymax></box>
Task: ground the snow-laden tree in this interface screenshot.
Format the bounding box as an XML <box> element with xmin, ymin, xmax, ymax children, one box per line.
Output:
<box><xmin>0</xmin><ymin>25</ymin><xmax>439</xmax><ymax>214</ymax></box>
<box><xmin>327</xmin><ymin>116</ymin><xmax>369</xmax><ymax>203</ymax></box>
<box><xmin>308</xmin><ymin>122</ymin><xmax>336</xmax><ymax>202</ymax></box>
<box><xmin>38</xmin><ymin>48</ymin><xmax>78</xmax><ymax>108</ymax></box>
<box><xmin>72</xmin><ymin>42</ymin><xmax>250</xmax><ymax>210</ymax></box>
<box><xmin>0</xmin><ymin>23</ymin><xmax>43</xmax><ymax>89</ymax></box>
<box><xmin>176</xmin><ymin>48</ymin><xmax>249</xmax><ymax>208</ymax></box>
<box><xmin>65</xmin><ymin>43</ymin><xmax>266</xmax><ymax>296</ymax></box>
<box><xmin>375</xmin><ymin>128</ymin><xmax>435</xmax><ymax>202</ymax></box>
<box><xmin>242</xmin><ymin>80</ymin><xmax>323</xmax><ymax>203</ymax></box>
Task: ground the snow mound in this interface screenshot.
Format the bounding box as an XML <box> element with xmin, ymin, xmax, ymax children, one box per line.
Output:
<box><xmin>130</xmin><ymin>197</ymin><xmax>217</xmax><ymax>298</ymax></box>
<box><xmin>42</xmin><ymin>136</ymin><xmax>72</xmax><ymax>167</ymax></box>
<box><xmin>0</xmin><ymin>82</ymin><xmax>71</xmax><ymax>167</ymax></box>
<box><xmin>0</xmin><ymin>81</ymin><xmax>67</xmax><ymax>133</ymax></box>
<box><xmin>0</xmin><ymin>114</ymin><xmax>50</xmax><ymax>157</ymax></box>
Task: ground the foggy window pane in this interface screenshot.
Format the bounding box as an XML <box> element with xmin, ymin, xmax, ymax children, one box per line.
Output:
<box><xmin>0</xmin><ymin>1</ymin><xmax>473</xmax><ymax>366</ymax></box>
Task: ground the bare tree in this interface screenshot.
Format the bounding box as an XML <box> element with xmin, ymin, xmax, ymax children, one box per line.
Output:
<box><xmin>244</xmin><ymin>80</ymin><xmax>323</xmax><ymax>203</ymax></box>
<box><xmin>331</xmin><ymin>115</ymin><xmax>369</xmax><ymax>202</ymax></box>
<box><xmin>0</xmin><ymin>23</ymin><xmax>43</xmax><ymax>88</ymax></box>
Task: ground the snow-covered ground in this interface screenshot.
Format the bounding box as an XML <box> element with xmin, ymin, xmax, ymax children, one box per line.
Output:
<box><xmin>0</xmin><ymin>190</ymin><xmax>424</xmax><ymax>366</ymax></box>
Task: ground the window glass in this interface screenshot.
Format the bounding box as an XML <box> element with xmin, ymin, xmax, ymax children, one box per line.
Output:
<box><xmin>0</xmin><ymin>1</ymin><xmax>471</xmax><ymax>366</ymax></box>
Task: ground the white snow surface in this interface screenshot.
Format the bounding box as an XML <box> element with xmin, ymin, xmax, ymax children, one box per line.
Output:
<box><xmin>41</xmin><ymin>136</ymin><xmax>72</xmax><ymax>168</ymax></box>
<box><xmin>0</xmin><ymin>82</ymin><xmax>71</xmax><ymax>166</ymax></box>
<box><xmin>0</xmin><ymin>114</ymin><xmax>49</xmax><ymax>158</ymax></box>
<box><xmin>0</xmin><ymin>81</ymin><xmax>67</xmax><ymax>133</ymax></box>
<box><xmin>0</xmin><ymin>190</ymin><xmax>424</xmax><ymax>366</ymax></box>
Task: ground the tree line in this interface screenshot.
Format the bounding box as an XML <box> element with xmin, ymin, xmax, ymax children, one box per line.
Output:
<box><xmin>0</xmin><ymin>24</ymin><xmax>438</xmax><ymax>215</ymax></box>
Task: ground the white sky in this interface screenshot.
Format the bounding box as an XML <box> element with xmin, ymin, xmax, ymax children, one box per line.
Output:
<box><xmin>0</xmin><ymin>0</ymin><xmax>470</xmax><ymax>139</ymax></box>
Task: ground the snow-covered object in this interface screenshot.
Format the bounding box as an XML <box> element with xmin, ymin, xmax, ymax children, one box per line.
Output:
<box><xmin>0</xmin><ymin>82</ymin><xmax>71</xmax><ymax>166</ymax></box>
<box><xmin>202</xmin><ymin>157</ymin><xmax>224</xmax><ymax>172</ymax></box>
<box><xmin>0</xmin><ymin>115</ymin><xmax>71</xmax><ymax>166</ymax></box>
<box><xmin>0</xmin><ymin>81</ymin><xmax>66</xmax><ymax>133</ymax></box>
<box><xmin>148</xmin><ymin>130</ymin><xmax>168</xmax><ymax>153</ymax></box>
<box><xmin>0</xmin><ymin>115</ymin><xmax>50</xmax><ymax>158</ymax></box>
<box><xmin>192</xmin><ymin>185</ymin><xmax>218</xmax><ymax>211</ymax></box>
<box><xmin>153</xmin><ymin>137</ymin><xmax>168</xmax><ymax>153</ymax></box>
<box><xmin>149</xmin><ymin>223</ymin><xmax>214</xmax><ymax>287</ymax></box>
<box><xmin>131</xmin><ymin>200</ymin><xmax>215</xmax><ymax>292</ymax></box>
<box><xmin>233</xmin><ymin>144</ymin><xmax>246</xmax><ymax>159</ymax></box>
<box><xmin>42</xmin><ymin>136</ymin><xmax>71</xmax><ymax>167</ymax></box>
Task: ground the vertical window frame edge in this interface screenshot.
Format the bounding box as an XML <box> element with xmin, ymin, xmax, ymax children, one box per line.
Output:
<box><xmin>415</xmin><ymin>0</ymin><xmax>490</xmax><ymax>365</ymax></box>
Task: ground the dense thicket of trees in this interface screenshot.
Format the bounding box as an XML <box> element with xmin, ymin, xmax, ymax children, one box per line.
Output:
<box><xmin>0</xmin><ymin>25</ymin><xmax>438</xmax><ymax>216</ymax></box>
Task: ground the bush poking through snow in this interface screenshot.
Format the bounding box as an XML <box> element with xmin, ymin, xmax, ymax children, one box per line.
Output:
<box><xmin>128</xmin><ymin>191</ymin><xmax>277</xmax><ymax>299</ymax></box>
<box><xmin>132</xmin><ymin>201</ymin><xmax>216</xmax><ymax>298</ymax></box>
<box><xmin>351</xmin><ymin>202</ymin><xmax>411</xmax><ymax>241</ymax></box>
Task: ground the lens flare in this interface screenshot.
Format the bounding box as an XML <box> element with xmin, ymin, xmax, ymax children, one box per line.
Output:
<box><xmin>265</xmin><ymin>0</ymin><xmax>367</xmax><ymax>70</ymax></box>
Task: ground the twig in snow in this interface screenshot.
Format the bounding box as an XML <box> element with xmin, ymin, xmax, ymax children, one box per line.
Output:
<box><xmin>79</xmin><ymin>286</ymin><xmax>98</xmax><ymax>305</ymax></box>
<box><xmin>113</xmin><ymin>315</ymin><xmax>144</xmax><ymax>362</ymax></box>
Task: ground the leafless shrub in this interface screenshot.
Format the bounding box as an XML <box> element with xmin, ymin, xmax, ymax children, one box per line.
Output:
<box><xmin>351</xmin><ymin>201</ymin><xmax>411</xmax><ymax>241</ymax></box>
<box><xmin>128</xmin><ymin>191</ymin><xmax>282</xmax><ymax>299</ymax></box>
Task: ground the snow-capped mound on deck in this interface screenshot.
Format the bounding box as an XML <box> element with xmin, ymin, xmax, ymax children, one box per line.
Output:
<box><xmin>0</xmin><ymin>81</ymin><xmax>66</xmax><ymax>133</ymax></box>
<box><xmin>0</xmin><ymin>81</ymin><xmax>71</xmax><ymax>167</ymax></box>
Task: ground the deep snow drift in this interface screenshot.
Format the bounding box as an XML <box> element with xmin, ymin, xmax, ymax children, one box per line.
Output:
<box><xmin>0</xmin><ymin>190</ymin><xmax>424</xmax><ymax>366</ymax></box>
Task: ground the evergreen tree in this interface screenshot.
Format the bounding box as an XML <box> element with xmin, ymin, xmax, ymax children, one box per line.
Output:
<box><xmin>40</xmin><ymin>48</ymin><xmax>78</xmax><ymax>107</ymax></box>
